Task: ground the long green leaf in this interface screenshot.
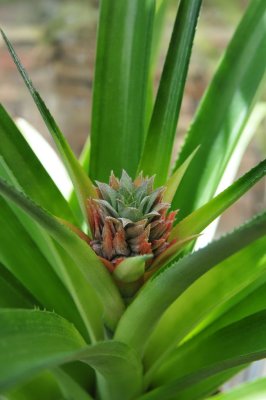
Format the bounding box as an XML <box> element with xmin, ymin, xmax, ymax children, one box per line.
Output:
<box><xmin>0</xmin><ymin>196</ymin><xmax>86</xmax><ymax>335</ymax></box>
<box><xmin>163</xmin><ymin>147</ymin><xmax>199</xmax><ymax>204</ymax></box>
<box><xmin>0</xmin><ymin>105</ymin><xmax>74</xmax><ymax>222</ymax></box>
<box><xmin>90</xmin><ymin>0</ymin><xmax>155</xmax><ymax>181</ymax></box>
<box><xmin>0</xmin><ymin>156</ymin><xmax>74</xmax><ymax>278</ymax></box>
<box><xmin>68</xmin><ymin>135</ymin><xmax>92</xmax><ymax>226</ymax></box>
<box><xmin>183</xmin><ymin>240</ymin><xmax>266</xmax><ymax>340</ymax></box>
<box><xmin>139</xmin><ymin>0</ymin><xmax>202</xmax><ymax>185</ymax></box>
<box><xmin>172</xmin><ymin>0</ymin><xmax>266</xmax><ymax>221</ymax></box>
<box><xmin>0</xmin><ymin>31</ymin><xmax>97</xmax><ymax>223</ymax></box>
<box><xmin>0</xmin><ymin>309</ymin><xmax>142</xmax><ymax>400</ymax></box>
<box><xmin>0</xmin><ymin>178</ymin><xmax>124</xmax><ymax>330</ymax></box>
<box><xmin>141</xmin><ymin>311</ymin><xmax>266</xmax><ymax>400</ymax></box>
<box><xmin>144</xmin><ymin>236</ymin><xmax>266</xmax><ymax>384</ymax></box>
<box><xmin>170</xmin><ymin>158</ymin><xmax>266</xmax><ymax>241</ymax></box>
<box><xmin>177</xmin><ymin>279</ymin><xmax>266</xmax><ymax>374</ymax></box>
<box><xmin>54</xmin><ymin>245</ymin><xmax>105</xmax><ymax>342</ymax></box>
<box><xmin>0</xmin><ymin>157</ymin><xmax>103</xmax><ymax>341</ymax></box>
<box><xmin>193</xmin><ymin>102</ymin><xmax>266</xmax><ymax>250</ymax></box>
<box><xmin>192</xmin><ymin>280</ymin><xmax>266</xmax><ymax>346</ymax></box>
<box><xmin>0</xmin><ymin>156</ymin><xmax>68</xmax><ymax>278</ymax></box>
<box><xmin>114</xmin><ymin>212</ymin><xmax>266</xmax><ymax>354</ymax></box>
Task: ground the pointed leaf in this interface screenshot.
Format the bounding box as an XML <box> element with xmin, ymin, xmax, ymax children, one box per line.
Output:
<box><xmin>194</xmin><ymin>102</ymin><xmax>266</xmax><ymax>250</ymax></box>
<box><xmin>170</xmin><ymin>158</ymin><xmax>266</xmax><ymax>241</ymax></box>
<box><xmin>0</xmin><ymin>156</ymin><xmax>74</xmax><ymax>277</ymax></box>
<box><xmin>144</xmin><ymin>236</ymin><xmax>266</xmax><ymax>384</ymax></box>
<box><xmin>0</xmin><ymin>178</ymin><xmax>124</xmax><ymax>330</ymax></box>
<box><xmin>193</xmin><ymin>279</ymin><xmax>266</xmax><ymax>347</ymax></box>
<box><xmin>172</xmin><ymin>0</ymin><xmax>266</xmax><ymax>220</ymax></box>
<box><xmin>115</xmin><ymin>212</ymin><xmax>266</xmax><ymax>354</ymax></box>
<box><xmin>138</xmin><ymin>0</ymin><xmax>202</xmax><ymax>185</ymax></box>
<box><xmin>0</xmin><ymin>196</ymin><xmax>86</xmax><ymax>335</ymax></box>
<box><xmin>0</xmin><ymin>105</ymin><xmax>74</xmax><ymax>222</ymax></box>
<box><xmin>90</xmin><ymin>0</ymin><xmax>155</xmax><ymax>181</ymax></box>
<box><xmin>68</xmin><ymin>135</ymin><xmax>92</xmax><ymax>225</ymax></box>
<box><xmin>163</xmin><ymin>147</ymin><xmax>199</xmax><ymax>204</ymax></box>
<box><xmin>142</xmin><ymin>311</ymin><xmax>266</xmax><ymax>400</ymax></box>
<box><xmin>0</xmin><ymin>157</ymin><xmax>103</xmax><ymax>341</ymax></box>
<box><xmin>0</xmin><ymin>31</ymin><xmax>97</xmax><ymax>222</ymax></box>
<box><xmin>79</xmin><ymin>135</ymin><xmax>91</xmax><ymax>172</ymax></box>
<box><xmin>0</xmin><ymin>309</ymin><xmax>142</xmax><ymax>400</ymax></box>
<box><xmin>52</xmin><ymin>245</ymin><xmax>104</xmax><ymax>342</ymax></box>
<box><xmin>154</xmin><ymin>280</ymin><xmax>266</xmax><ymax>399</ymax></box>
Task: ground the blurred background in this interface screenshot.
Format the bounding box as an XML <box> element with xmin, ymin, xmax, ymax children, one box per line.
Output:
<box><xmin>0</xmin><ymin>0</ymin><xmax>265</xmax><ymax>236</ymax></box>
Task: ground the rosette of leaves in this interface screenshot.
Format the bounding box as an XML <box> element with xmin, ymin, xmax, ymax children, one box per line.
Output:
<box><xmin>0</xmin><ymin>1</ymin><xmax>265</xmax><ymax>400</ymax></box>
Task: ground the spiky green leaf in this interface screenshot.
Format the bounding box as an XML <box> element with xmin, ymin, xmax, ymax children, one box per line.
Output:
<box><xmin>144</xmin><ymin>237</ymin><xmax>266</xmax><ymax>384</ymax></box>
<box><xmin>115</xmin><ymin>212</ymin><xmax>266</xmax><ymax>354</ymax></box>
<box><xmin>0</xmin><ymin>178</ymin><xmax>125</xmax><ymax>330</ymax></box>
<box><xmin>170</xmin><ymin>158</ymin><xmax>266</xmax><ymax>241</ymax></box>
<box><xmin>172</xmin><ymin>0</ymin><xmax>266</xmax><ymax>220</ymax></box>
<box><xmin>142</xmin><ymin>311</ymin><xmax>266</xmax><ymax>400</ymax></box>
<box><xmin>139</xmin><ymin>0</ymin><xmax>202</xmax><ymax>185</ymax></box>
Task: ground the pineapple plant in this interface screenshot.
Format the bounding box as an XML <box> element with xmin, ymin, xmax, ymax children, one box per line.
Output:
<box><xmin>0</xmin><ymin>1</ymin><xmax>266</xmax><ymax>400</ymax></box>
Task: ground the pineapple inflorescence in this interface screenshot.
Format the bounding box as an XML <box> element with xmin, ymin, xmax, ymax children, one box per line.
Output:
<box><xmin>87</xmin><ymin>170</ymin><xmax>177</xmax><ymax>269</ymax></box>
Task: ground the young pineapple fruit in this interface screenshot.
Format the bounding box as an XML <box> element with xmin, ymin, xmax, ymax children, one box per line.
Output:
<box><xmin>87</xmin><ymin>171</ymin><xmax>177</xmax><ymax>271</ymax></box>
